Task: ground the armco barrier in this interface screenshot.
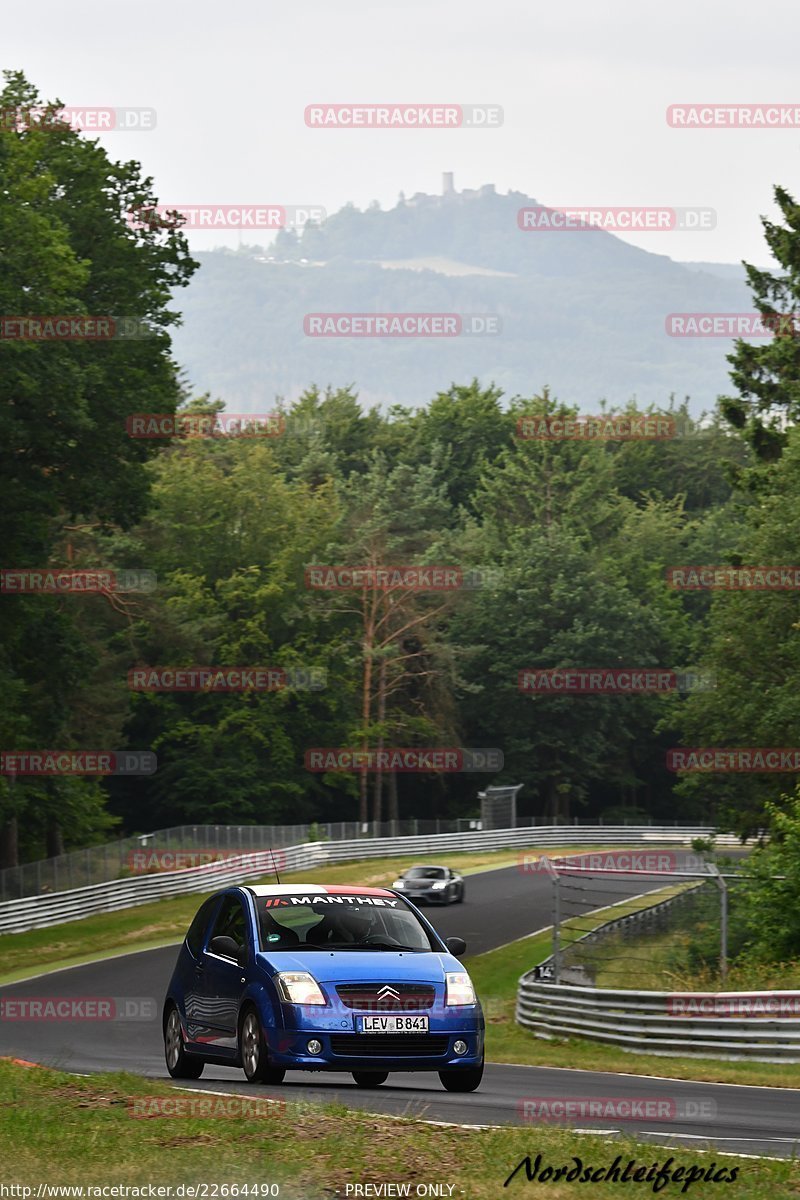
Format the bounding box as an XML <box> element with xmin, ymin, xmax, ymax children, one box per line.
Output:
<box><xmin>516</xmin><ymin>886</ymin><xmax>800</xmax><ymax>1062</ymax></box>
<box><xmin>516</xmin><ymin>977</ymin><xmax>800</xmax><ymax>1061</ymax></box>
<box><xmin>0</xmin><ymin>825</ymin><xmax>736</xmax><ymax>936</ymax></box>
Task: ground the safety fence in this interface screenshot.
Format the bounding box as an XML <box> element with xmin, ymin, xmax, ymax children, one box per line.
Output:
<box><xmin>516</xmin><ymin>874</ymin><xmax>799</xmax><ymax>1062</ymax></box>
<box><xmin>0</xmin><ymin>824</ymin><xmax>736</xmax><ymax>935</ymax></box>
<box><xmin>0</xmin><ymin>815</ymin><xmax>715</xmax><ymax>903</ymax></box>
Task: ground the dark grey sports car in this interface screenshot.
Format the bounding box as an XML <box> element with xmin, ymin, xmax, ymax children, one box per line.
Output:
<box><xmin>391</xmin><ymin>864</ymin><xmax>465</xmax><ymax>905</ymax></box>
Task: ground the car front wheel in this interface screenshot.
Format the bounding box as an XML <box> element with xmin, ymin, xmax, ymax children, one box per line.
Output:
<box><xmin>438</xmin><ymin>1056</ymin><xmax>483</xmax><ymax>1092</ymax></box>
<box><xmin>239</xmin><ymin>1007</ymin><xmax>286</xmax><ymax>1085</ymax></box>
<box><xmin>164</xmin><ymin>1005</ymin><xmax>204</xmax><ymax>1079</ymax></box>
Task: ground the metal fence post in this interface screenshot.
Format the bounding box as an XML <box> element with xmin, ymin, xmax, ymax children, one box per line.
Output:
<box><xmin>719</xmin><ymin>877</ymin><xmax>728</xmax><ymax>983</ymax></box>
<box><xmin>541</xmin><ymin>856</ymin><xmax>560</xmax><ymax>984</ymax></box>
<box><xmin>709</xmin><ymin>864</ymin><xmax>728</xmax><ymax>982</ymax></box>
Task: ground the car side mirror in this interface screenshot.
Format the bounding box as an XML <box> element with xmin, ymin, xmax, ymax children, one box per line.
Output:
<box><xmin>209</xmin><ymin>935</ymin><xmax>242</xmax><ymax>961</ymax></box>
<box><xmin>446</xmin><ymin>936</ymin><xmax>466</xmax><ymax>958</ymax></box>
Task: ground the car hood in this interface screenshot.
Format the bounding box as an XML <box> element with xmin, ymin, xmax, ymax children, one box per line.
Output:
<box><xmin>256</xmin><ymin>949</ymin><xmax>458</xmax><ymax>983</ymax></box>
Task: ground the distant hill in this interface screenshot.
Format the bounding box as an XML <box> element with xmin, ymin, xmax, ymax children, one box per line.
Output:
<box><xmin>170</xmin><ymin>185</ymin><xmax>757</xmax><ymax>411</ymax></box>
<box><xmin>678</xmin><ymin>261</ymin><xmax>764</xmax><ymax>283</ymax></box>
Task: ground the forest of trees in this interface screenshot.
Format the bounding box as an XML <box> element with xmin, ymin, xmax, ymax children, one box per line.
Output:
<box><xmin>4</xmin><ymin>71</ymin><xmax>800</xmax><ymax>866</ymax></box>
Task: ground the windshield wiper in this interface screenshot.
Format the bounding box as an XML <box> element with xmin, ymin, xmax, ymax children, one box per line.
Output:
<box><xmin>360</xmin><ymin>941</ymin><xmax>423</xmax><ymax>951</ymax></box>
<box><xmin>306</xmin><ymin>941</ymin><xmax>423</xmax><ymax>951</ymax></box>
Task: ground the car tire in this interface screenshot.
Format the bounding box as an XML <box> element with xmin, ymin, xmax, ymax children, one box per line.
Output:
<box><xmin>352</xmin><ymin>1071</ymin><xmax>389</xmax><ymax>1087</ymax></box>
<box><xmin>164</xmin><ymin>1005</ymin><xmax>204</xmax><ymax>1079</ymax></box>
<box><xmin>438</xmin><ymin>1056</ymin><xmax>483</xmax><ymax>1092</ymax></box>
<box><xmin>239</xmin><ymin>1006</ymin><xmax>286</xmax><ymax>1085</ymax></box>
<box><xmin>456</xmin><ymin>883</ymin><xmax>465</xmax><ymax>903</ymax></box>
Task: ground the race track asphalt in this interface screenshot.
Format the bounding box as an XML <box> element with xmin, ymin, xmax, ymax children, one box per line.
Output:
<box><xmin>2</xmin><ymin>851</ymin><xmax>796</xmax><ymax>1159</ymax></box>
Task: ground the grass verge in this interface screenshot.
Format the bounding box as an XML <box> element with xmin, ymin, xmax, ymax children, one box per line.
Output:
<box><xmin>0</xmin><ymin>1060</ymin><xmax>794</xmax><ymax>1197</ymax></box>
<box><xmin>591</xmin><ymin>928</ymin><xmax>800</xmax><ymax>992</ymax></box>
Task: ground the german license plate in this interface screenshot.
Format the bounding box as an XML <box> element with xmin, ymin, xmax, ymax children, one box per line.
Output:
<box><xmin>357</xmin><ymin>1015</ymin><xmax>429</xmax><ymax>1033</ymax></box>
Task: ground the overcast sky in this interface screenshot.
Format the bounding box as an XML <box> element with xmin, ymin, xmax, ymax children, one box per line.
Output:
<box><xmin>4</xmin><ymin>0</ymin><xmax>798</xmax><ymax>263</ymax></box>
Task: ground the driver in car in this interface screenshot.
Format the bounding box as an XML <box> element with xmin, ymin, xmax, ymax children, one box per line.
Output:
<box><xmin>306</xmin><ymin>904</ymin><xmax>373</xmax><ymax>945</ymax></box>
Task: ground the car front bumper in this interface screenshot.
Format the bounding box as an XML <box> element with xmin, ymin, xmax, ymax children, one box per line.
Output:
<box><xmin>396</xmin><ymin>887</ymin><xmax>449</xmax><ymax>904</ymax></box>
<box><xmin>264</xmin><ymin>1028</ymin><xmax>484</xmax><ymax>1070</ymax></box>
<box><xmin>263</xmin><ymin>1010</ymin><xmax>484</xmax><ymax>1070</ymax></box>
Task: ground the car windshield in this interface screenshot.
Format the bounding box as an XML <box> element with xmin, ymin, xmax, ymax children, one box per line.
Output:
<box><xmin>405</xmin><ymin>867</ymin><xmax>447</xmax><ymax>879</ymax></box>
<box><xmin>256</xmin><ymin>896</ymin><xmax>435</xmax><ymax>952</ymax></box>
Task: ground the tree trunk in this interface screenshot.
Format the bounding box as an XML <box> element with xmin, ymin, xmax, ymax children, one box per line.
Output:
<box><xmin>46</xmin><ymin>818</ymin><xmax>64</xmax><ymax>859</ymax></box>
<box><xmin>387</xmin><ymin>770</ymin><xmax>399</xmax><ymax>824</ymax></box>
<box><xmin>359</xmin><ymin>627</ymin><xmax>374</xmax><ymax>827</ymax></box>
<box><xmin>545</xmin><ymin>778</ymin><xmax>557</xmax><ymax>824</ymax></box>
<box><xmin>0</xmin><ymin>817</ymin><xmax>19</xmax><ymax>869</ymax></box>
<box><xmin>372</xmin><ymin>658</ymin><xmax>387</xmax><ymax>826</ymax></box>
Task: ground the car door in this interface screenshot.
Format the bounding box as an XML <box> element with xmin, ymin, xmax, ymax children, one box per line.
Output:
<box><xmin>190</xmin><ymin>891</ymin><xmax>251</xmax><ymax>1055</ymax></box>
<box><xmin>183</xmin><ymin>895</ymin><xmax>223</xmax><ymax>1037</ymax></box>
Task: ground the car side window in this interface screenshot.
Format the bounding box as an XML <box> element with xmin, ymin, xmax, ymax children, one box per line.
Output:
<box><xmin>208</xmin><ymin>894</ymin><xmax>248</xmax><ymax>953</ymax></box>
<box><xmin>185</xmin><ymin>897</ymin><xmax>218</xmax><ymax>958</ymax></box>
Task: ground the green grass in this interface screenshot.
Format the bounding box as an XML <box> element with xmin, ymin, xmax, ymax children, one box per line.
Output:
<box><xmin>0</xmin><ymin>1060</ymin><xmax>794</xmax><ymax>1198</ymax></box>
<box><xmin>590</xmin><ymin>927</ymin><xmax>800</xmax><ymax>993</ymax></box>
<box><xmin>0</xmin><ymin>844</ymin><xmax>621</xmax><ymax>985</ymax></box>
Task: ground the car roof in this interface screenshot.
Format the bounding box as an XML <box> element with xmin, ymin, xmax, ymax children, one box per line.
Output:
<box><xmin>246</xmin><ymin>883</ymin><xmax>396</xmax><ymax>898</ymax></box>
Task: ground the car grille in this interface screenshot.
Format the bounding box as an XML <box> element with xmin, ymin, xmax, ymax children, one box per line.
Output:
<box><xmin>330</xmin><ymin>1035</ymin><xmax>449</xmax><ymax>1057</ymax></box>
<box><xmin>336</xmin><ymin>984</ymin><xmax>436</xmax><ymax>1011</ymax></box>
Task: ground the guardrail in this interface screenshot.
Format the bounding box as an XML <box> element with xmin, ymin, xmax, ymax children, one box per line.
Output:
<box><xmin>0</xmin><ymin>815</ymin><xmax>716</xmax><ymax>903</ymax></box>
<box><xmin>0</xmin><ymin>825</ymin><xmax>736</xmax><ymax>935</ymax></box>
<box><xmin>0</xmin><ymin>817</ymin><xmax>502</xmax><ymax>902</ymax></box>
<box><xmin>516</xmin><ymin>884</ymin><xmax>800</xmax><ymax>1062</ymax></box>
<box><xmin>516</xmin><ymin>978</ymin><xmax>800</xmax><ymax>1061</ymax></box>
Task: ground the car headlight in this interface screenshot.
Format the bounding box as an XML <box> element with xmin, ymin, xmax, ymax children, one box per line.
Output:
<box><xmin>275</xmin><ymin>971</ymin><xmax>327</xmax><ymax>1005</ymax></box>
<box><xmin>446</xmin><ymin>972</ymin><xmax>476</xmax><ymax>1005</ymax></box>
<box><xmin>431</xmin><ymin>880</ymin><xmax>447</xmax><ymax>889</ymax></box>
<box><xmin>393</xmin><ymin>880</ymin><xmax>404</xmax><ymax>888</ymax></box>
